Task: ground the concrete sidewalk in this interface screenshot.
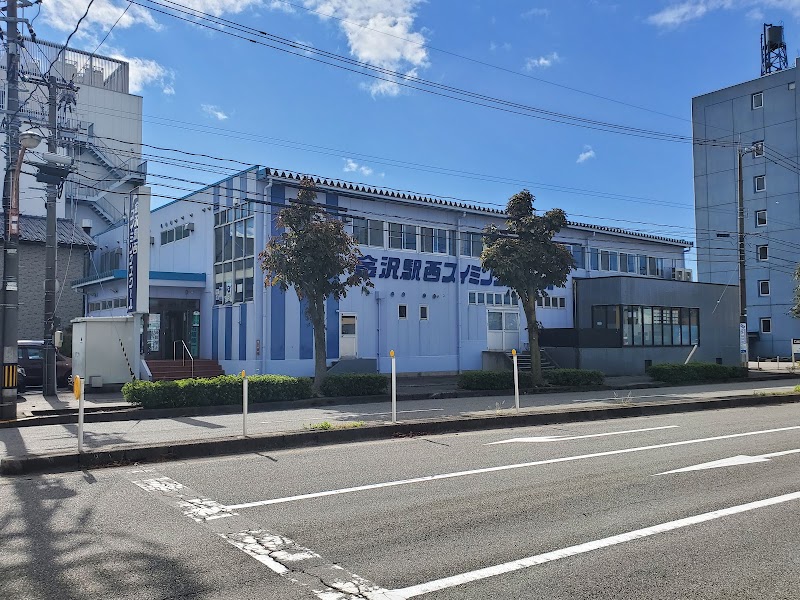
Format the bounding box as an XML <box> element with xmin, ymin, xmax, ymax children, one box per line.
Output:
<box><xmin>2</xmin><ymin>377</ymin><xmax>800</xmax><ymax>475</ymax></box>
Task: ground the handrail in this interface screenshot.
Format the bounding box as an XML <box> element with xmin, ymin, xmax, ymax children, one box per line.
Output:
<box><xmin>173</xmin><ymin>340</ymin><xmax>194</xmax><ymax>378</ymax></box>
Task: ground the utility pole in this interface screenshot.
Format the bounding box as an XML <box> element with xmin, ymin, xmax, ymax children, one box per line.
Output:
<box><xmin>737</xmin><ymin>143</ymin><xmax>760</xmax><ymax>372</ymax></box>
<box><xmin>43</xmin><ymin>76</ymin><xmax>58</xmax><ymax>396</ymax></box>
<box><xmin>1</xmin><ymin>0</ymin><xmax>22</xmax><ymax>420</ymax></box>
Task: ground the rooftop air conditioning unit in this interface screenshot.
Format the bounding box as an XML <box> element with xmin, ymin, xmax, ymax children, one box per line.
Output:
<box><xmin>683</xmin><ymin>269</ymin><xmax>693</xmax><ymax>282</ymax></box>
<box><xmin>672</xmin><ymin>268</ymin><xmax>685</xmax><ymax>281</ymax></box>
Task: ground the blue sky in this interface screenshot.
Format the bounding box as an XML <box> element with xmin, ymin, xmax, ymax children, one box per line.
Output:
<box><xmin>34</xmin><ymin>0</ymin><xmax>800</xmax><ymax>248</ymax></box>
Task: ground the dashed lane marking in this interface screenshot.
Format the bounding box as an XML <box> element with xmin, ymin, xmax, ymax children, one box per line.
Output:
<box><xmin>486</xmin><ymin>425</ymin><xmax>679</xmax><ymax>444</ymax></box>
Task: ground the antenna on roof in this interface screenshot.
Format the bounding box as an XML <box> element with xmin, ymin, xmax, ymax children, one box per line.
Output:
<box><xmin>762</xmin><ymin>23</ymin><xmax>788</xmax><ymax>75</ymax></box>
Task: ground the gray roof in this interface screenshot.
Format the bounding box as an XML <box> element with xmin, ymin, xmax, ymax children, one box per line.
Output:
<box><xmin>0</xmin><ymin>214</ymin><xmax>97</xmax><ymax>248</ymax></box>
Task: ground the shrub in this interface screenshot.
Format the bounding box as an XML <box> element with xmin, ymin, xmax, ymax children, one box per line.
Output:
<box><xmin>122</xmin><ymin>374</ymin><xmax>313</xmax><ymax>409</ymax></box>
<box><xmin>646</xmin><ymin>363</ymin><xmax>747</xmax><ymax>384</ymax></box>
<box><xmin>543</xmin><ymin>369</ymin><xmax>605</xmax><ymax>386</ymax></box>
<box><xmin>320</xmin><ymin>373</ymin><xmax>389</xmax><ymax>397</ymax></box>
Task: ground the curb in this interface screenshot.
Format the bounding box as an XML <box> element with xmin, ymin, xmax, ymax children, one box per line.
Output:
<box><xmin>3</xmin><ymin>392</ymin><xmax>800</xmax><ymax>476</ymax></box>
<box><xmin>6</xmin><ymin>373</ymin><xmax>797</xmax><ymax>429</ymax></box>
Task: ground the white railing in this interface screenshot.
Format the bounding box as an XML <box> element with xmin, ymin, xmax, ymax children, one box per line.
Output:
<box><xmin>173</xmin><ymin>340</ymin><xmax>195</xmax><ymax>378</ymax></box>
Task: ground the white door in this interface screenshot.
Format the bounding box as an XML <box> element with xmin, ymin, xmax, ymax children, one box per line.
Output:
<box><xmin>487</xmin><ymin>310</ymin><xmax>520</xmax><ymax>351</ymax></box>
<box><xmin>340</xmin><ymin>314</ymin><xmax>357</xmax><ymax>358</ymax></box>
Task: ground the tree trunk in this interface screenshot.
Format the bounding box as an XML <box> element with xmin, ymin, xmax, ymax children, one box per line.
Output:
<box><xmin>523</xmin><ymin>299</ymin><xmax>543</xmax><ymax>386</ymax></box>
<box><xmin>309</xmin><ymin>299</ymin><xmax>328</xmax><ymax>394</ymax></box>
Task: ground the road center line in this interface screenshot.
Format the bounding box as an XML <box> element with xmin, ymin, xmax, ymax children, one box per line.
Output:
<box><xmin>386</xmin><ymin>490</ymin><xmax>800</xmax><ymax>599</ymax></box>
<box><xmin>226</xmin><ymin>424</ymin><xmax>800</xmax><ymax>510</ymax></box>
<box><xmin>486</xmin><ymin>425</ymin><xmax>679</xmax><ymax>444</ymax></box>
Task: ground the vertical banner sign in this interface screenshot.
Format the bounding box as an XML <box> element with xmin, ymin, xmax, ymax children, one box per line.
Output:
<box><xmin>127</xmin><ymin>187</ymin><xmax>151</xmax><ymax>314</ymax></box>
<box><xmin>739</xmin><ymin>322</ymin><xmax>748</xmax><ymax>362</ymax></box>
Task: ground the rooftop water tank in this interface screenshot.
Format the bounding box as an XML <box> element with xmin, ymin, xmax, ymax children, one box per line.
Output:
<box><xmin>766</xmin><ymin>25</ymin><xmax>785</xmax><ymax>50</ymax></box>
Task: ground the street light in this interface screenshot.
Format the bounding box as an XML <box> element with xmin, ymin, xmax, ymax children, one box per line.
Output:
<box><xmin>7</xmin><ymin>128</ymin><xmax>43</xmax><ymax>236</ymax></box>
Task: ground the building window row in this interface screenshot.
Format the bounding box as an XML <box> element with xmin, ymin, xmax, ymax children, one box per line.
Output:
<box><xmin>397</xmin><ymin>304</ymin><xmax>430</xmax><ymax>320</ymax></box>
<box><xmin>537</xmin><ymin>296</ymin><xmax>567</xmax><ymax>309</ymax></box>
<box><xmin>575</xmin><ymin>246</ymin><xmax>674</xmax><ymax>278</ymax></box>
<box><xmin>592</xmin><ymin>305</ymin><xmax>700</xmax><ymax>347</ymax></box>
<box><xmin>214</xmin><ymin>205</ymin><xmax>256</xmax><ymax>305</ymax></box>
<box><xmin>469</xmin><ymin>291</ymin><xmax>519</xmax><ymax>306</ymax></box>
<box><xmin>88</xmin><ymin>298</ymin><xmax>126</xmax><ymax>312</ymax></box>
<box><xmin>354</xmin><ymin>220</ymin><xmax>491</xmax><ymax>258</ymax></box>
<box><xmin>161</xmin><ymin>223</ymin><xmax>192</xmax><ymax>246</ymax></box>
<box><xmin>97</xmin><ymin>248</ymin><xmax>122</xmax><ymax>273</ymax></box>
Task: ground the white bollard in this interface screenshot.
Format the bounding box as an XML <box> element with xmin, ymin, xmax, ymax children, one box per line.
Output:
<box><xmin>390</xmin><ymin>350</ymin><xmax>397</xmax><ymax>424</ymax></box>
<box><xmin>242</xmin><ymin>370</ymin><xmax>248</xmax><ymax>437</ymax></box>
<box><xmin>76</xmin><ymin>376</ymin><xmax>85</xmax><ymax>454</ymax></box>
<box><xmin>512</xmin><ymin>349</ymin><xmax>520</xmax><ymax>413</ymax></box>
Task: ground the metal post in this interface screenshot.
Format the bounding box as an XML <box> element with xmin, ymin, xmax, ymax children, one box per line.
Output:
<box><xmin>390</xmin><ymin>350</ymin><xmax>396</xmax><ymax>424</ymax></box>
<box><xmin>512</xmin><ymin>349</ymin><xmax>520</xmax><ymax>413</ymax></box>
<box><xmin>737</xmin><ymin>147</ymin><xmax>749</xmax><ymax>371</ymax></box>
<box><xmin>241</xmin><ymin>370</ymin><xmax>248</xmax><ymax>437</ymax></box>
<box><xmin>43</xmin><ymin>76</ymin><xmax>58</xmax><ymax>396</ymax></box>
<box><xmin>0</xmin><ymin>0</ymin><xmax>21</xmax><ymax>420</ymax></box>
<box><xmin>77</xmin><ymin>376</ymin><xmax>85</xmax><ymax>454</ymax></box>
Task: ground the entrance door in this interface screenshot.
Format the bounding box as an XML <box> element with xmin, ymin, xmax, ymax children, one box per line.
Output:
<box><xmin>340</xmin><ymin>314</ymin><xmax>357</xmax><ymax>358</ymax></box>
<box><xmin>487</xmin><ymin>310</ymin><xmax>520</xmax><ymax>351</ymax></box>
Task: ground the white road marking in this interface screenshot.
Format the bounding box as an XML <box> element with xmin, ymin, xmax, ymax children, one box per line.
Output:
<box><xmin>386</xmin><ymin>491</ymin><xmax>800</xmax><ymax>599</ymax></box>
<box><xmin>486</xmin><ymin>425</ymin><xmax>679</xmax><ymax>445</ymax></box>
<box><xmin>658</xmin><ymin>447</ymin><xmax>800</xmax><ymax>474</ymax></box>
<box><xmin>226</xmin><ymin>424</ymin><xmax>800</xmax><ymax>510</ymax></box>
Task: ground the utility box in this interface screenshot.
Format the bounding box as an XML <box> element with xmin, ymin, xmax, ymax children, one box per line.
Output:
<box><xmin>71</xmin><ymin>316</ymin><xmax>137</xmax><ymax>389</ymax></box>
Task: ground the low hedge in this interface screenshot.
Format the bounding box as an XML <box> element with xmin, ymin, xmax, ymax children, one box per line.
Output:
<box><xmin>320</xmin><ymin>373</ymin><xmax>389</xmax><ymax>397</ymax></box>
<box><xmin>646</xmin><ymin>363</ymin><xmax>747</xmax><ymax>384</ymax></box>
<box><xmin>544</xmin><ymin>368</ymin><xmax>605</xmax><ymax>386</ymax></box>
<box><xmin>458</xmin><ymin>368</ymin><xmax>604</xmax><ymax>390</ymax></box>
<box><xmin>123</xmin><ymin>375</ymin><xmax>313</xmax><ymax>409</ymax></box>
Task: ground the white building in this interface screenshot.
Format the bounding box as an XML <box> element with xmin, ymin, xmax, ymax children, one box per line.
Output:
<box><xmin>74</xmin><ymin>168</ymin><xmax>741</xmax><ymax>377</ymax></box>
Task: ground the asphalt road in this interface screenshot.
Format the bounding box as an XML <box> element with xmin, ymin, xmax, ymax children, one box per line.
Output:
<box><xmin>2</xmin><ymin>403</ymin><xmax>800</xmax><ymax>599</ymax></box>
<box><xmin>2</xmin><ymin>377</ymin><xmax>800</xmax><ymax>459</ymax></box>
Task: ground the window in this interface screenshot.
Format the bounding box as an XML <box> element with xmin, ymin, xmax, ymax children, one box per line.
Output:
<box><xmin>571</xmin><ymin>244</ymin><xmax>585</xmax><ymax>269</ymax></box>
<box><xmin>469</xmin><ymin>292</ymin><xmax>476</xmax><ymax>304</ymax></box>
<box><xmin>559</xmin><ymin>297</ymin><xmax>566</xmax><ymax>308</ymax></box>
<box><xmin>609</xmin><ymin>252</ymin><xmax>619</xmax><ymax>272</ymax></box>
<box><xmin>214</xmin><ymin>207</ymin><xmax>255</xmax><ymax>305</ymax></box>
<box><xmin>589</xmin><ymin>248</ymin><xmax>599</xmax><ymax>270</ymax></box>
<box><xmin>353</xmin><ymin>219</ymin><xmax>384</xmax><ymax>247</ymax></box>
<box><xmin>420</xmin><ymin>305</ymin><xmax>428</xmax><ymax>320</ymax></box>
<box><xmin>460</xmin><ymin>232</ymin><xmax>484</xmax><ymax>258</ymax></box>
<box><xmin>752</xmin><ymin>92</ymin><xmax>763</xmax><ymax>109</ymax></box>
<box><xmin>757</xmin><ymin>245</ymin><xmax>768</xmax><ymax>261</ymax></box>
<box><xmin>390</xmin><ymin>222</ymin><xmax>418</xmax><ymax>250</ymax></box>
<box><xmin>755</xmin><ymin>210</ymin><xmax>767</xmax><ymax>226</ymax></box>
<box><xmin>754</xmin><ymin>175</ymin><xmax>766</xmax><ymax>192</ymax></box>
<box><xmin>753</xmin><ymin>141</ymin><xmax>764</xmax><ymax>157</ymax></box>
<box><xmin>759</xmin><ymin>280</ymin><xmax>770</xmax><ymax>296</ymax></box>
<box><xmin>341</xmin><ymin>316</ymin><xmax>356</xmax><ymax>335</ymax></box>
<box><xmin>761</xmin><ymin>318</ymin><xmax>772</xmax><ymax>334</ymax></box>
<box><xmin>421</xmin><ymin>227</ymin><xmax>449</xmax><ymax>254</ymax></box>
<box><xmin>628</xmin><ymin>254</ymin><xmax>637</xmax><ymax>274</ymax></box>
<box><xmin>613</xmin><ymin>305</ymin><xmax>698</xmax><ymax>347</ymax></box>
<box><xmin>600</xmin><ymin>250</ymin><xmax>610</xmax><ymax>271</ymax></box>
<box><xmin>398</xmin><ymin>304</ymin><xmax>407</xmax><ymax>319</ymax></box>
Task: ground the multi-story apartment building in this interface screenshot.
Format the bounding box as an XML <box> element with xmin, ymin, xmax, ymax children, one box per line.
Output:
<box><xmin>693</xmin><ymin>53</ymin><xmax>800</xmax><ymax>357</ymax></box>
<box><xmin>0</xmin><ymin>39</ymin><xmax>145</xmax><ymax>337</ymax></box>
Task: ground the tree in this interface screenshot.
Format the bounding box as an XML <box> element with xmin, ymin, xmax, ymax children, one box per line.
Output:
<box><xmin>792</xmin><ymin>265</ymin><xmax>800</xmax><ymax>319</ymax></box>
<box><xmin>259</xmin><ymin>177</ymin><xmax>372</xmax><ymax>392</ymax></box>
<box><xmin>481</xmin><ymin>189</ymin><xmax>574</xmax><ymax>385</ymax></box>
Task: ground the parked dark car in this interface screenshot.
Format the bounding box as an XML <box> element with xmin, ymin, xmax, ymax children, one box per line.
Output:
<box><xmin>17</xmin><ymin>341</ymin><xmax>72</xmax><ymax>388</ymax></box>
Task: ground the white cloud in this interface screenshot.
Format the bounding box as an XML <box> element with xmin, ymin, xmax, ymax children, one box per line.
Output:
<box><xmin>522</xmin><ymin>8</ymin><xmax>550</xmax><ymax>18</ymax></box>
<box><xmin>41</xmin><ymin>0</ymin><xmax>160</xmax><ymax>36</ymax></box>
<box><xmin>343</xmin><ymin>158</ymin><xmax>374</xmax><ymax>176</ymax></box>
<box><xmin>112</xmin><ymin>55</ymin><xmax>175</xmax><ymax>95</ymax></box>
<box><xmin>524</xmin><ymin>52</ymin><xmax>561</xmax><ymax>70</ymax></box>
<box><xmin>201</xmin><ymin>104</ymin><xmax>229</xmax><ymax>120</ymax></box>
<box><xmin>300</xmin><ymin>0</ymin><xmax>429</xmax><ymax>97</ymax></box>
<box><xmin>577</xmin><ymin>145</ymin><xmax>596</xmax><ymax>164</ymax></box>
<box><xmin>646</xmin><ymin>1</ymin><xmax>800</xmax><ymax>28</ymax></box>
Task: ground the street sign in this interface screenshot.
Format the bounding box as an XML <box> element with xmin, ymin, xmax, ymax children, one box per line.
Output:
<box><xmin>792</xmin><ymin>339</ymin><xmax>800</xmax><ymax>356</ymax></box>
<box><xmin>739</xmin><ymin>323</ymin><xmax>748</xmax><ymax>363</ymax></box>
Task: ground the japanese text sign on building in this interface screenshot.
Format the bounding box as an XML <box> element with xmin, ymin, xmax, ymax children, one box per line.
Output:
<box><xmin>356</xmin><ymin>254</ymin><xmax>499</xmax><ymax>286</ymax></box>
<box><xmin>127</xmin><ymin>187</ymin><xmax>151</xmax><ymax>314</ymax></box>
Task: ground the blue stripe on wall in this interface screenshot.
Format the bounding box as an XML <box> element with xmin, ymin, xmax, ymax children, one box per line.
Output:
<box><xmin>299</xmin><ymin>298</ymin><xmax>313</xmax><ymax>359</ymax></box>
<box><xmin>326</xmin><ymin>296</ymin><xmax>339</xmax><ymax>360</ymax></box>
<box><xmin>212</xmin><ymin>306</ymin><xmax>219</xmax><ymax>361</ymax></box>
<box><xmin>239</xmin><ymin>304</ymin><xmax>247</xmax><ymax>360</ymax></box>
<box><xmin>270</xmin><ymin>184</ymin><xmax>286</xmax><ymax>360</ymax></box>
<box><xmin>226</xmin><ymin>178</ymin><xmax>233</xmax><ymax>207</ymax></box>
<box><xmin>240</xmin><ymin>174</ymin><xmax>248</xmax><ymax>202</ymax></box>
<box><xmin>224</xmin><ymin>305</ymin><xmax>233</xmax><ymax>361</ymax></box>
<box><xmin>213</xmin><ymin>186</ymin><xmax>220</xmax><ymax>210</ymax></box>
